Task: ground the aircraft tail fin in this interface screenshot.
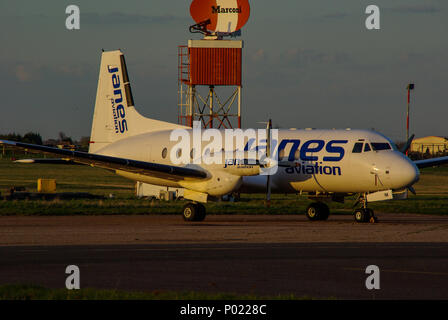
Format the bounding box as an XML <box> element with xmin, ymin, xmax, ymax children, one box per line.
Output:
<box><xmin>89</xmin><ymin>50</ymin><xmax>186</xmax><ymax>153</ymax></box>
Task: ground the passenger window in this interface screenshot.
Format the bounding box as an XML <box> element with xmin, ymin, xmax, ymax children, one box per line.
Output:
<box><xmin>364</xmin><ymin>143</ymin><xmax>371</xmax><ymax>152</ymax></box>
<box><xmin>278</xmin><ymin>149</ymin><xmax>286</xmax><ymax>159</ymax></box>
<box><xmin>352</xmin><ymin>142</ymin><xmax>363</xmax><ymax>153</ymax></box>
<box><xmin>294</xmin><ymin>149</ymin><xmax>300</xmax><ymax>160</ymax></box>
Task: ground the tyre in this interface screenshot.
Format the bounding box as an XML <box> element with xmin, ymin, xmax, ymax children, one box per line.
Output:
<box><xmin>317</xmin><ymin>202</ymin><xmax>330</xmax><ymax>221</ymax></box>
<box><xmin>182</xmin><ymin>203</ymin><xmax>206</xmax><ymax>222</ymax></box>
<box><xmin>182</xmin><ymin>203</ymin><xmax>198</xmax><ymax>221</ymax></box>
<box><xmin>354</xmin><ymin>208</ymin><xmax>370</xmax><ymax>223</ymax></box>
<box><xmin>196</xmin><ymin>203</ymin><xmax>206</xmax><ymax>221</ymax></box>
<box><xmin>306</xmin><ymin>203</ymin><xmax>321</xmax><ymax>221</ymax></box>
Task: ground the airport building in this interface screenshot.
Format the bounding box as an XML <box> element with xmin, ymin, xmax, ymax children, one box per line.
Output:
<box><xmin>410</xmin><ymin>136</ymin><xmax>448</xmax><ymax>155</ymax></box>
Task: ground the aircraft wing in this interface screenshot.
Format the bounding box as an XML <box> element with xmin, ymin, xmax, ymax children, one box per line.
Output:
<box><xmin>0</xmin><ymin>140</ymin><xmax>208</xmax><ymax>181</ymax></box>
<box><xmin>414</xmin><ymin>156</ymin><xmax>448</xmax><ymax>169</ymax></box>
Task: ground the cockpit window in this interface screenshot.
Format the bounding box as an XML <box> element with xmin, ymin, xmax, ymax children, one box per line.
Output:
<box><xmin>371</xmin><ymin>142</ymin><xmax>391</xmax><ymax>151</ymax></box>
<box><xmin>352</xmin><ymin>142</ymin><xmax>363</xmax><ymax>153</ymax></box>
<box><xmin>364</xmin><ymin>143</ymin><xmax>371</xmax><ymax>152</ymax></box>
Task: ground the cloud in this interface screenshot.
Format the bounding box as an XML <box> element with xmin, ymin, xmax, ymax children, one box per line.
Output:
<box><xmin>283</xmin><ymin>48</ymin><xmax>351</xmax><ymax>68</ymax></box>
<box><xmin>14</xmin><ymin>65</ymin><xmax>33</xmax><ymax>82</ymax></box>
<box><xmin>82</xmin><ymin>12</ymin><xmax>183</xmax><ymax>25</ymax></box>
<box><xmin>250</xmin><ymin>49</ymin><xmax>267</xmax><ymax>63</ymax></box>
<box><xmin>397</xmin><ymin>52</ymin><xmax>425</xmax><ymax>64</ymax></box>
<box><xmin>321</xmin><ymin>12</ymin><xmax>348</xmax><ymax>19</ymax></box>
<box><xmin>57</xmin><ymin>65</ymin><xmax>87</xmax><ymax>77</ymax></box>
<box><xmin>5</xmin><ymin>62</ymin><xmax>92</xmax><ymax>83</ymax></box>
<box><xmin>388</xmin><ymin>5</ymin><xmax>441</xmax><ymax>14</ymax></box>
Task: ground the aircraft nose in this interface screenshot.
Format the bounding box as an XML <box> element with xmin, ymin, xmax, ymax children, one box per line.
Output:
<box><xmin>396</xmin><ymin>157</ymin><xmax>420</xmax><ymax>187</ymax></box>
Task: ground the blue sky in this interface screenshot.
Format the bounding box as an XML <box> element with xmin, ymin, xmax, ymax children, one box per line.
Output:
<box><xmin>0</xmin><ymin>0</ymin><xmax>447</xmax><ymax>142</ymax></box>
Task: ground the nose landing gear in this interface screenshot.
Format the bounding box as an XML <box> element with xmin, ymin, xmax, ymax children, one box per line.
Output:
<box><xmin>354</xmin><ymin>194</ymin><xmax>378</xmax><ymax>223</ymax></box>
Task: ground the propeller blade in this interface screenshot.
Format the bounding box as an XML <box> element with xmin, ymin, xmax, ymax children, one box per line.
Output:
<box><xmin>266</xmin><ymin>119</ymin><xmax>272</xmax><ymax>158</ymax></box>
<box><xmin>407</xmin><ymin>185</ymin><xmax>416</xmax><ymax>195</ymax></box>
<box><xmin>266</xmin><ymin>175</ymin><xmax>272</xmax><ymax>208</ymax></box>
<box><xmin>265</xmin><ymin>119</ymin><xmax>272</xmax><ymax>208</ymax></box>
<box><xmin>400</xmin><ymin>134</ymin><xmax>415</xmax><ymax>154</ymax></box>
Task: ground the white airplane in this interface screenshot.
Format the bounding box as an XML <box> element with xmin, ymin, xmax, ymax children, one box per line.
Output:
<box><xmin>2</xmin><ymin>50</ymin><xmax>447</xmax><ymax>223</ymax></box>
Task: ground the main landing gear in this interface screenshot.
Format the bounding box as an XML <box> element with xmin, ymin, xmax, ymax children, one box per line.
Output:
<box><xmin>182</xmin><ymin>202</ymin><xmax>206</xmax><ymax>222</ymax></box>
<box><xmin>354</xmin><ymin>194</ymin><xmax>378</xmax><ymax>223</ymax></box>
<box><xmin>305</xmin><ymin>202</ymin><xmax>330</xmax><ymax>221</ymax></box>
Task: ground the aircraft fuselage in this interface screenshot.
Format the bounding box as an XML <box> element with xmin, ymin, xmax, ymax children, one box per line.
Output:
<box><xmin>96</xmin><ymin>128</ymin><xmax>419</xmax><ymax>196</ymax></box>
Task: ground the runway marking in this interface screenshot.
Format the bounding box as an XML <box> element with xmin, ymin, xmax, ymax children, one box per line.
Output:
<box><xmin>343</xmin><ymin>267</ymin><xmax>448</xmax><ymax>276</ymax></box>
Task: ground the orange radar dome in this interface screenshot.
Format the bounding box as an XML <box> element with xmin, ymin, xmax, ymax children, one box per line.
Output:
<box><xmin>190</xmin><ymin>0</ymin><xmax>250</xmax><ymax>33</ymax></box>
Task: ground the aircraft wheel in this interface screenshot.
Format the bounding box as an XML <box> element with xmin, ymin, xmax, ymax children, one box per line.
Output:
<box><xmin>365</xmin><ymin>208</ymin><xmax>378</xmax><ymax>223</ymax></box>
<box><xmin>182</xmin><ymin>203</ymin><xmax>198</xmax><ymax>221</ymax></box>
<box><xmin>354</xmin><ymin>208</ymin><xmax>370</xmax><ymax>223</ymax></box>
<box><xmin>182</xmin><ymin>203</ymin><xmax>206</xmax><ymax>222</ymax></box>
<box><xmin>317</xmin><ymin>202</ymin><xmax>330</xmax><ymax>221</ymax></box>
<box><xmin>306</xmin><ymin>202</ymin><xmax>327</xmax><ymax>221</ymax></box>
<box><xmin>196</xmin><ymin>203</ymin><xmax>206</xmax><ymax>221</ymax></box>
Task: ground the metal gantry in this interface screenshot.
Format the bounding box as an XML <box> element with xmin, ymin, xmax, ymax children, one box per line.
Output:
<box><xmin>177</xmin><ymin>41</ymin><xmax>242</xmax><ymax>129</ymax></box>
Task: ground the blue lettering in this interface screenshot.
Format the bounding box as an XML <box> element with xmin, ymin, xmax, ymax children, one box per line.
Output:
<box><xmin>244</xmin><ymin>138</ymin><xmax>348</xmax><ymax>163</ymax></box>
<box><xmin>300</xmin><ymin>140</ymin><xmax>324</xmax><ymax>161</ymax></box>
<box><xmin>110</xmin><ymin>68</ymin><xmax>128</xmax><ymax>134</ymax></box>
<box><xmin>244</xmin><ymin>138</ymin><xmax>256</xmax><ymax>151</ymax></box>
<box><xmin>284</xmin><ymin>163</ymin><xmax>342</xmax><ymax>176</ymax></box>
<box><xmin>323</xmin><ymin>140</ymin><xmax>348</xmax><ymax>161</ymax></box>
<box><xmin>114</xmin><ymin>89</ymin><xmax>123</xmax><ymax>104</ymax></box>
<box><xmin>117</xmin><ymin>105</ymin><xmax>125</xmax><ymax>118</ymax></box>
<box><xmin>108</xmin><ymin>66</ymin><xmax>118</xmax><ymax>73</ymax></box>
<box><xmin>305</xmin><ymin>166</ymin><xmax>315</xmax><ymax>174</ymax></box>
<box><xmin>277</xmin><ymin>139</ymin><xmax>301</xmax><ymax>161</ymax></box>
<box><xmin>119</xmin><ymin>119</ymin><xmax>128</xmax><ymax>133</ymax></box>
<box><xmin>333</xmin><ymin>166</ymin><xmax>341</xmax><ymax>175</ymax></box>
<box><xmin>112</xmin><ymin>74</ymin><xmax>120</xmax><ymax>89</ymax></box>
<box><xmin>323</xmin><ymin>166</ymin><xmax>332</xmax><ymax>174</ymax></box>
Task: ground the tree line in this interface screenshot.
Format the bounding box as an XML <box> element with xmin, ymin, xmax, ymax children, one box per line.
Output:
<box><xmin>0</xmin><ymin>132</ymin><xmax>90</xmax><ymax>158</ymax></box>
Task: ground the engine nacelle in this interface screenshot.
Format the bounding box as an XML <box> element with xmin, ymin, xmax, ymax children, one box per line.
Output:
<box><xmin>179</xmin><ymin>170</ymin><xmax>242</xmax><ymax>197</ymax></box>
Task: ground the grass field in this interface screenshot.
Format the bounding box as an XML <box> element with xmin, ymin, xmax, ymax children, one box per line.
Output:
<box><xmin>0</xmin><ymin>159</ymin><xmax>447</xmax><ymax>216</ymax></box>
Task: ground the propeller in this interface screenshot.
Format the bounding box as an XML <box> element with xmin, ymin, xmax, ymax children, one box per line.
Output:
<box><xmin>400</xmin><ymin>134</ymin><xmax>418</xmax><ymax>196</ymax></box>
<box><xmin>400</xmin><ymin>134</ymin><xmax>415</xmax><ymax>155</ymax></box>
<box><xmin>265</xmin><ymin>119</ymin><xmax>272</xmax><ymax>208</ymax></box>
<box><xmin>407</xmin><ymin>185</ymin><xmax>416</xmax><ymax>195</ymax></box>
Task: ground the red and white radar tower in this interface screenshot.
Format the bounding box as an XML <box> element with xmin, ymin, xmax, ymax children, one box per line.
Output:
<box><xmin>178</xmin><ymin>0</ymin><xmax>250</xmax><ymax>129</ymax></box>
